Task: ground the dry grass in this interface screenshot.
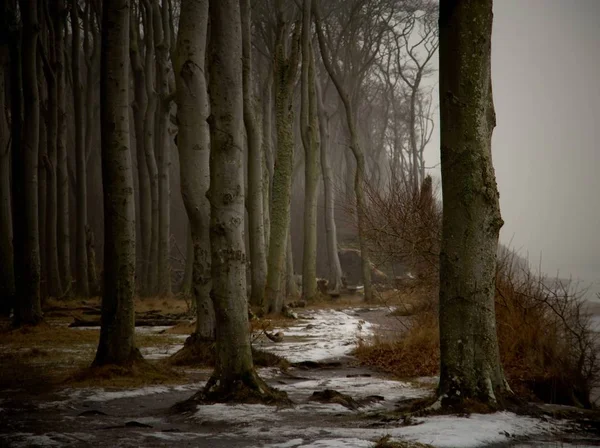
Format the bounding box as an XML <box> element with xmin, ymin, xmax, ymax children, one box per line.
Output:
<box><xmin>373</xmin><ymin>436</ymin><xmax>435</xmax><ymax>448</ymax></box>
<box><xmin>356</xmin><ymin>252</ymin><xmax>600</xmax><ymax>408</ymax></box>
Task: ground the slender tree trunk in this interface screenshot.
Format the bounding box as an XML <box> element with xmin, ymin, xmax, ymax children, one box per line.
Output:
<box><xmin>241</xmin><ymin>0</ymin><xmax>267</xmax><ymax>309</ymax></box>
<box><xmin>71</xmin><ymin>0</ymin><xmax>90</xmax><ymax>297</ymax></box>
<box><xmin>153</xmin><ymin>0</ymin><xmax>172</xmax><ymax>296</ymax></box>
<box><xmin>300</xmin><ymin>1</ymin><xmax>319</xmax><ymax>301</ymax></box>
<box><xmin>129</xmin><ymin>6</ymin><xmax>151</xmax><ymax>291</ymax></box>
<box><xmin>316</xmin><ymin>77</ymin><xmax>343</xmax><ymax>294</ymax></box>
<box><xmin>0</xmin><ymin>46</ymin><xmax>15</xmax><ymax>315</ymax></box>
<box><xmin>437</xmin><ymin>0</ymin><xmax>509</xmax><ymax>406</ymax></box>
<box><xmin>175</xmin><ymin>0</ymin><xmax>214</xmax><ymax>340</ymax></box>
<box><xmin>13</xmin><ymin>0</ymin><xmax>43</xmax><ymax>326</ymax></box>
<box><xmin>93</xmin><ymin>0</ymin><xmax>141</xmax><ymax>366</ymax></box>
<box><xmin>261</xmin><ymin>73</ymin><xmax>273</xmax><ymax>252</ymax></box>
<box><xmin>265</xmin><ymin>19</ymin><xmax>300</xmax><ymax>314</ymax></box>
<box><xmin>143</xmin><ymin>3</ymin><xmax>159</xmax><ymax>295</ymax></box>
<box><xmin>314</xmin><ymin>6</ymin><xmax>373</xmax><ymax>301</ymax></box>
<box><xmin>286</xmin><ymin>229</ymin><xmax>299</xmax><ymax>298</ymax></box>
<box><xmin>181</xmin><ymin>223</ymin><xmax>193</xmax><ymax>297</ymax></box>
<box><xmin>38</xmin><ymin>57</ymin><xmax>48</xmax><ymax>300</ymax></box>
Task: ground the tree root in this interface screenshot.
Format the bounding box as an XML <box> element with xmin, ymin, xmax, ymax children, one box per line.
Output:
<box><xmin>172</xmin><ymin>369</ymin><xmax>291</xmax><ymax>413</ymax></box>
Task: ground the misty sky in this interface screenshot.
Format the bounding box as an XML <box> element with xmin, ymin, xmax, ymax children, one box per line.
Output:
<box><xmin>423</xmin><ymin>0</ymin><xmax>600</xmax><ymax>297</ymax></box>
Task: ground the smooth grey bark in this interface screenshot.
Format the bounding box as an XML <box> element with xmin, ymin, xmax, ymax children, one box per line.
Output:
<box><xmin>153</xmin><ymin>0</ymin><xmax>172</xmax><ymax>296</ymax></box>
<box><xmin>0</xmin><ymin>44</ymin><xmax>15</xmax><ymax>314</ymax></box>
<box><xmin>285</xmin><ymin>229</ymin><xmax>299</xmax><ymax>298</ymax></box>
<box><xmin>71</xmin><ymin>0</ymin><xmax>90</xmax><ymax>297</ymax></box>
<box><xmin>315</xmin><ymin>77</ymin><xmax>343</xmax><ymax>294</ymax></box>
<box><xmin>130</xmin><ymin>5</ymin><xmax>151</xmax><ymax>291</ymax></box>
<box><xmin>300</xmin><ymin>0</ymin><xmax>319</xmax><ymax>301</ymax></box>
<box><xmin>142</xmin><ymin>1</ymin><xmax>159</xmax><ymax>295</ymax></box>
<box><xmin>265</xmin><ymin>16</ymin><xmax>300</xmax><ymax>314</ymax></box>
<box><xmin>241</xmin><ymin>0</ymin><xmax>267</xmax><ymax>310</ymax></box>
<box><xmin>437</xmin><ymin>0</ymin><xmax>508</xmax><ymax>406</ymax></box>
<box><xmin>14</xmin><ymin>0</ymin><xmax>43</xmax><ymax>326</ymax></box>
<box><xmin>175</xmin><ymin>0</ymin><xmax>215</xmax><ymax>340</ymax></box>
<box><xmin>261</xmin><ymin>73</ymin><xmax>273</xmax><ymax>252</ymax></box>
<box><xmin>94</xmin><ymin>0</ymin><xmax>141</xmax><ymax>366</ymax></box>
<box><xmin>203</xmin><ymin>0</ymin><xmax>263</xmax><ymax>395</ymax></box>
<box><xmin>181</xmin><ymin>223</ymin><xmax>193</xmax><ymax>297</ymax></box>
<box><xmin>314</xmin><ymin>3</ymin><xmax>373</xmax><ymax>301</ymax></box>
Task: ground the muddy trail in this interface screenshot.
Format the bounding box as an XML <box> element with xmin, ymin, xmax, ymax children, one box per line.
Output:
<box><xmin>1</xmin><ymin>305</ymin><xmax>599</xmax><ymax>447</ymax></box>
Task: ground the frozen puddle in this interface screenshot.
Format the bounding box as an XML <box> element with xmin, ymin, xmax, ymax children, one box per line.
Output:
<box><xmin>255</xmin><ymin>308</ymin><xmax>374</xmax><ymax>363</ymax></box>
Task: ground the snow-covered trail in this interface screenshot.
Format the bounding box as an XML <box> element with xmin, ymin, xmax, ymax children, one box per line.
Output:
<box><xmin>1</xmin><ymin>307</ymin><xmax>596</xmax><ymax>448</ymax></box>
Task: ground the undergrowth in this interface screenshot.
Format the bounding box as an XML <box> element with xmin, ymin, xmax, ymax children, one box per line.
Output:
<box><xmin>356</xmin><ymin>251</ymin><xmax>599</xmax><ymax>408</ymax></box>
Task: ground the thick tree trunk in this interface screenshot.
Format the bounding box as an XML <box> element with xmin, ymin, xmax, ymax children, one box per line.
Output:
<box><xmin>142</xmin><ymin>3</ymin><xmax>159</xmax><ymax>295</ymax></box>
<box><xmin>300</xmin><ymin>1</ymin><xmax>319</xmax><ymax>301</ymax></box>
<box><xmin>437</xmin><ymin>0</ymin><xmax>508</xmax><ymax>406</ymax></box>
<box><xmin>0</xmin><ymin>44</ymin><xmax>15</xmax><ymax>315</ymax></box>
<box><xmin>265</xmin><ymin>19</ymin><xmax>300</xmax><ymax>314</ymax></box>
<box><xmin>286</xmin><ymin>229</ymin><xmax>299</xmax><ymax>298</ymax></box>
<box><xmin>201</xmin><ymin>0</ymin><xmax>266</xmax><ymax>399</ymax></box>
<box><xmin>181</xmin><ymin>222</ymin><xmax>193</xmax><ymax>297</ymax></box>
<box><xmin>241</xmin><ymin>0</ymin><xmax>267</xmax><ymax>310</ymax></box>
<box><xmin>153</xmin><ymin>0</ymin><xmax>172</xmax><ymax>297</ymax></box>
<box><xmin>13</xmin><ymin>0</ymin><xmax>43</xmax><ymax>326</ymax></box>
<box><xmin>71</xmin><ymin>0</ymin><xmax>90</xmax><ymax>297</ymax></box>
<box><xmin>38</xmin><ymin>58</ymin><xmax>48</xmax><ymax>300</ymax></box>
<box><xmin>130</xmin><ymin>8</ymin><xmax>151</xmax><ymax>291</ymax></box>
<box><xmin>94</xmin><ymin>0</ymin><xmax>141</xmax><ymax>366</ymax></box>
<box><xmin>174</xmin><ymin>0</ymin><xmax>215</xmax><ymax>340</ymax></box>
<box><xmin>316</xmin><ymin>78</ymin><xmax>343</xmax><ymax>294</ymax></box>
<box><xmin>314</xmin><ymin>6</ymin><xmax>373</xmax><ymax>301</ymax></box>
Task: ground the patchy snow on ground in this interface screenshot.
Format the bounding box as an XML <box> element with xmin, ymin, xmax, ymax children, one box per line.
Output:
<box><xmin>140</xmin><ymin>343</ymin><xmax>184</xmax><ymax>360</ymax></box>
<box><xmin>263</xmin><ymin>438</ymin><xmax>373</xmax><ymax>448</ymax></box>
<box><xmin>234</xmin><ymin>410</ymin><xmax>568</xmax><ymax>448</ymax></box>
<box><xmin>0</xmin><ymin>432</ymin><xmax>97</xmax><ymax>447</ymax></box>
<box><xmin>256</xmin><ymin>309</ymin><xmax>374</xmax><ymax>363</ymax></box>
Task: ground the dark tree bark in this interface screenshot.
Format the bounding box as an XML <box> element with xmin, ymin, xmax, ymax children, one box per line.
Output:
<box><xmin>437</xmin><ymin>0</ymin><xmax>509</xmax><ymax>407</ymax></box>
<box><xmin>0</xmin><ymin>19</ymin><xmax>15</xmax><ymax>315</ymax></box>
<box><xmin>94</xmin><ymin>0</ymin><xmax>141</xmax><ymax>366</ymax></box>
<box><xmin>13</xmin><ymin>0</ymin><xmax>43</xmax><ymax>326</ymax></box>
<box><xmin>71</xmin><ymin>0</ymin><xmax>90</xmax><ymax>297</ymax></box>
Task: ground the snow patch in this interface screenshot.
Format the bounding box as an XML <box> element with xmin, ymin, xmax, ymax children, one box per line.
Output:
<box><xmin>256</xmin><ymin>309</ymin><xmax>374</xmax><ymax>362</ymax></box>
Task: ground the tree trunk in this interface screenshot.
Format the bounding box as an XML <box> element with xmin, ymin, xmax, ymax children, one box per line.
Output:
<box><xmin>38</xmin><ymin>55</ymin><xmax>48</xmax><ymax>300</ymax></box>
<box><xmin>174</xmin><ymin>0</ymin><xmax>215</xmax><ymax>340</ymax></box>
<box><xmin>153</xmin><ymin>0</ymin><xmax>172</xmax><ymax>297</ymax></box>
<box><xmin>241</xmin><ymin>0</ymin><xmax>267</xmax><ymax>310</ymax></box>
<box><xmin>0</xmin><ymin>42</ymin><xmax>15</xmax><ymax>315</ymax></box>
<box><xmin>286</xmin><ymin>229</ymin><xmax>299</xmax><ymax>298</ymax></box>
<box><xmin>300</xmin><ymin>1</ymin><xmax>319</xmax><ymax>301</ymax></box>
<box><xmin>316</xmin><ymin>77</ymin><xmax>343</xmax><ymax>294</ymax></box>
<box><xmin>71</xmin><ymin>0</ymin><xmax>90</xmax><ymax>297</ymax></box>
<box><xmin>437</xmin><ymin>0</ymin><xmax>508</xmax><ymax>406</ymax></box>
<box><xmin>142</xmin><ymin>2</ymin><xmax>159</xmax><ymax>295</ymax></box>
<box><xmin>261</xmin><ymin>73</ymin><xmax>273</xmax><ymax>252</ymax></box>
<box><xmin>181</xmin><ymin>222</ymin><xmax>193</xmax><ymax>297</ymax></box>
<box><xmin>314</xmin><ymin>5</ymin><xmax>373</xmax><ymax>301</ymax></box>
<box><xmin>94</xmin><ymin>0</ymin><xmax>141</xmax><ymax>366</ymax></box>
<box><xmin>201</xmin><ymin>0</ymin><xmax>265</xmax><ymax>399</ymax></box>
<box><xmin>130</xmin><ymin>5</ymin><xmax>151</xmax><ymax>291</ymax></box>
<box><xmin>13</xmin><ymin>0</ymin><xmax>43</xmax><ymax>326</ymax></box>
<box><xmin>265</xmin><ymin>18</ymin><xmax>300</xmax><ymax>314</ymax></box>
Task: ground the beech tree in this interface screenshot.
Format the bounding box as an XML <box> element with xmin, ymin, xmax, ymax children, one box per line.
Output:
<box><xmin>174</xmin><ymin>0</ymin><xmax>214</xmax><ymax>340</ymax></box>
<box><xmin>13</xmin><ymin>0</ymin><xmax>43</xmax><ymax>326</ymax></box>
<box><xmin>94</xmin><ymin>0</ymin><xmax>141</xmax><ymax>366</ymax></box>
<box><xmin>437</xmin><ymin>0</ymin><xmax>509</xmax><ymax>406</ymax></box>
<box><xmin>190</xmin><ymin>0</ymin><xmax>283</xmax><ymax>402</ymax></box>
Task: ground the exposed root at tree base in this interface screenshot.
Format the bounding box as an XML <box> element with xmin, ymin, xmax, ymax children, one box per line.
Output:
<box><xmin>165</xmin><ymin>333</ymin><xmax>289</xmax><ymax>369</ymax></box>
<box><xmin>67</xmin><ymin>356</ymin><xmax>183</xmax><ymax>388</ymax></box>
<box><xmin>172</xmin><ymin>370</ymin><xmax>292</xmax><ymax>413</ymax></box>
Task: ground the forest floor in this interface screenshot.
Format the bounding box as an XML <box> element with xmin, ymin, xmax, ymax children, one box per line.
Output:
<box><xmin>1</xmin><ymin>295</ymin><xmax>600</xmax><ymax>447</ymax></box>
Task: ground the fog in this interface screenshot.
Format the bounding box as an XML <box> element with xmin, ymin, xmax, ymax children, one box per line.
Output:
<box><xmin>424</xmin><ymin>0</ymin><xmax>600</xmax><ymax>297</ymax></box>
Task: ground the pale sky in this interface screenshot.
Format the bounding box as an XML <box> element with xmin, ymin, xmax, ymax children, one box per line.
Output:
<box><xmin>424</xmin><ymin>0</ymin><xmax>600</xmax><ymax>297</ymax></box>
